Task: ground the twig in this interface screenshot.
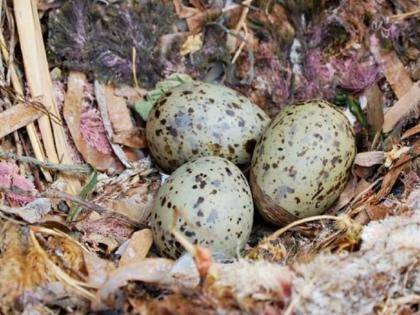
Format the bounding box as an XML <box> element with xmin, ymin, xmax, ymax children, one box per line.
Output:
<box><xmin>29</xmin><ymin>229</ymin><xmax>95</xmax><ymax>300</ymax></box>
<box><xmin>0</xmin><ymin>185</ymin><xmax>145</xmax><ymax>228</ymax></box>
<box><xmin>5</xmin><ymin>1</ymin><xmax>52</xmax><ymax>181</ymax></box>
<box><xmin>0</xmin><ymin>150</ymin><xmax>92</xmax><ymax>173</ymax></box>
<box><xmin>268</xmin><ymin>215</ymin><xmax>355</xmax><ymax>240</ymax></box>
<box><xmin>390</xmin><ymin>8</ymin><xmax>420</xmax><ymax>21</ymax></box>
<box><xmin>231</xmin><ymin>0</ymin><xmax>252</xmax><ymax>62</ymax></box>
<box><xmin>132</xmin><ymin>47</ymin><xmax>139</xmax><ymax>89</ymax></box>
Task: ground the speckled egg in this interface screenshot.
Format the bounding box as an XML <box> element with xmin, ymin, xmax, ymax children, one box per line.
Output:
<box><xmin>250</xmin><ymin>100</ymin><xmax>356</xmax><ymax>226</ymax></box>
<box><xmin>151</xmin><ymin>156</ymin><xmax>254</xmax><ymax>258</ymax></box>
<box><xmin>146</xmin><ymin>81</ymin><xmax>270</xmax><ymax>172</ymax></box>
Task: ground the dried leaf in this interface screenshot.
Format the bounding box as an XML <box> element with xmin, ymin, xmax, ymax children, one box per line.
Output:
<box><xmin>102</xmin><ymin>85</ymin><xmax>134</xmax><ymax>135</ymax></box>
<box><xmin>382</xmin><ymin>81</ymin><xmax>420</xmax><ymax>133</ymax></box>
<box><xmin>370</xmin><ymin>34</ymin><xmax>413</xmax><ymax>98</ymax></box>
<box><xmin>354</xmin><ymin>151</ymin><xmax>385</xmax><ymax>167</ymax></box>
<box><xmin>63</xmin><ymin>71</ymin><xmax>123</xmax><ymax>172</ymax></box>
<box><xmin>96</xmin><ymin>258</ymin><xmax>175</xmax><ymax>306</ymax></box>
<box><xmin>364</xmin><ymin>84</ymin><xmax>384</xmax><ymax>136</ymax></box>
<box><xmin>328</xmin><ymin>175</ymin><xmax>358</xmax><ymax>212</ymax></box>
<box><xmin>172</xmin><ymin>0</ymin><xmax>207</xmax><ymax>33</ymax></box>
<box><xmin>401</xmin><ymin>124</ymin><xmax>420</xmax><ymax>140</ymax></box>
<box><xmin>375</xmin><ymin>141</ymin><xmax>420</xmax><ymax>201</ymax></box>
<box><xmin>112</xmin><ymin>128</ymin><xmax>146</xmax><ymax>149</ymax></box>
<box><xmin>119</xmin><ymin>229</ymin><xmax>153</xmax><ymax>267</ymax></box>
<box><xmin>94</xmin><ymin>81</ymin><xmax>132</xmax><ymax>168</ymax></box>
<box><xmin>0</xmin><ymin>198</ymin><xmax>51</xmax><ymax>223</ymax></box>
<box><xmin>83</xmin><ymin>251</ymin><xmax>116</xmax><ymax>287</ymax></box>
<box><xmin>170</xmin><ymin>253</ymin><xmax>200</xmax><ymax>289</ymax></box>
<box><xmin>95</xmin><ymin>171</ymin><xmax>160</xmax><ymax>224</ymax></box>
<box><xmin>78</xmin><ymin>216</ymin><xmax>135</xmax><ymax>254</ymax></box>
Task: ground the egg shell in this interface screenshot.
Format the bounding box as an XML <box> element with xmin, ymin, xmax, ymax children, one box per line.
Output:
<box><xmin>146</xmin><ymin>81</ymin><xmax>270</xmax><ymax>172</ymax></box>
<box><xmin>151</xmin><ymin>156</ymin><xmax>254</xmax><ymax>258</ymax></box>
<box><xmin>250</xmin><ymin>100</ymin><xmax>356</xmax><ymax>226</ymax></box>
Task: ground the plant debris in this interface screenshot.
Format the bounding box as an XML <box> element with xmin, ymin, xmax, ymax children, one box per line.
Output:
<box><xmin>0</xmin><ymin>0</ymin><xmax>419</xmax><ymax>313</ymax></box>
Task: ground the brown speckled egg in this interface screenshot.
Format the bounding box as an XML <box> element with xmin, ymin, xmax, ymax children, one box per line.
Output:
<box><xmin>250</xmin><ymin>100</ymin><xmax>356</xmax><ymax>226</ymax></box>
<box><xmin>151</xmin><ymin>156</ymin><xmax>254</xmax><ymax>258</ymax></box>
<box><xmin>146</xmin><ymin>81</ymin><xmax>270</xmax><ymax>172</ymax></box>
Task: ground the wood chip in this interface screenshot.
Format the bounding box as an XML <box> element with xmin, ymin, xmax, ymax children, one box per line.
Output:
<box><xmin>364</xmin><ymin>84</ymin><xmax>384</xmax><ymax>136</ymax></box>
<box><xmin>119</xmin><ymin>229</ymin><xmax>153</xmax><ymax>267</ymax></box>
<box><xmin>401</xmin><ymin>124</ymin><xmax>420</xmax><ymax>140</ymax></box>
<box><xmin>14</xmin><ymin>0</ymin><xmax>81</xmax><ymax>193</ymax></box>
<box><xmin>383</xmin><ymin>81</ymin><xmax>420</xmax><ymax>133</ymax></box>
<box><xmin>354</xmin><ymin>151</ymin><xmax>385</xmax><ymax>167</ymax></box>
<box><xmin>0</xmin><ymin>103</ymin><xmax>42</xmax><ymax>139</ymax></box>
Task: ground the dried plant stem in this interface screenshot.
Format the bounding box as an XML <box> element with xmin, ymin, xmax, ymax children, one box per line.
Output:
<box><xmin>231</xmin><ymin>0</ymin><xmax>252</xmax><ymax>64</ymax></box>
<box><xmin>14</xmin><ymin>0</ymin><xmax>58</xmax><ymax>164</ymax></box>
<box><xmin>29</xmin><ymin>229</ymin><xmax>95</xmax><ymax>299</ymax></box>
<box><xmin>390</xmin><ymin>294</ymin><xmax>420</xmax><ymax>305</ymax></box>
<box><xmin>390</xmin><ymin>8</ymin><xmax>420</xmax><ymax>21</ymax></box>
<box><xmin>132</xmin><ymin>47</ymin><xmax>139</xmax><ymax>89</ymax></box>
<box><xmin>0</xmin><ymin>149</ymin><xmax>91</xmax><ymax>173</ymax></box>
<box><xmin>14</xmin><ymin>0</ymin><xmax>81</xmax><ymax>193</ymax></box>
<box><xmin>269</xmin><ymin>215</ymin><xmax>343</xmax><ymax>240</ymax></box>
<box><xmin>30</xmin><ymin>0</ymin><xmax>82</xmax><ymax>194</ymax></box>
<box><xmin>0</xmin><ymin>185</ymin><xmax>145</xmax><ymax>228</ymax></box>
<box><xmin>0</xmin><ymin>27</ymin><xmax>52</xmax><ymax>181</ymax></box>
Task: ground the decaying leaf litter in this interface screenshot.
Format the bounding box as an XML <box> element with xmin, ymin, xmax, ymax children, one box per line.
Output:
<box><xmin>0</xmin><ymin>0</ymin><xmax>419</xmax><ymax>313</ymax></box>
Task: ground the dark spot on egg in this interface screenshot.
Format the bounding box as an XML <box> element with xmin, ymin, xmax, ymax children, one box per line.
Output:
<box><xmin>245</xmin><ymin>139</ymin><xmax>257</xmax><ymax>154</ymax></box>
<box><xmin>226</xmin><ymin>109</ymin><xmax>235</xmax><ymax>116</ymax></box>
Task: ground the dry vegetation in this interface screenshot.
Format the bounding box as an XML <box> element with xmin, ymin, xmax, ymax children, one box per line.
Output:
<box><xmin>0</xmin><ymin>0</ymin><xmax>419</xmax><ymax>314</ymax></box>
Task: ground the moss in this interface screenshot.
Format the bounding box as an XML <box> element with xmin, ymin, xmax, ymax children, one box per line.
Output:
<box><xmin>48</xmin><ymin>0</ymin><xmax>178</xmax><ymax>88</ymax></box>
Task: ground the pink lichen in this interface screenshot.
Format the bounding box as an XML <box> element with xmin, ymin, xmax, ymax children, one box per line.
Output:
<box><xmin>256</xmin><ymin>42</ymin><xmax>292</xmax><ymax>103</ymax></box>
<box><xmin>80</xmin><ymin>107</ymin><xmax>113</xmax><ymax>154</ymax></box>
<box><xmin>334</xmin><ymin>57</ymin><xmax>380</xmax><ymax>92</ymax></box>
<box><xmin>297</xmin><ymin>48</ymin><xmax>381</xmax><ymax>100</ymax></box>
<box><xmin>0</xmin><ymin>161</ymin><xmax>35</xmax><ymax>206</ymax></box>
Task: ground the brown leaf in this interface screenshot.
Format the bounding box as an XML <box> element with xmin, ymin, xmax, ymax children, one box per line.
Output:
<box><xmin>63</xmin><ymin>71</ymin><xmax>123</xmax><ymax>172</ymax></box>
<box><xmin>102</xmin><ymin>85</ymin><xmax>134</xmax><ymax>135</ymax></box>
<box><xmin>364</xmin><ymin>84</ymin><xmax>384</xmax><ymax>136</ymax></box>
<box><xmin>328</xmin><ymin>175</ymin><xmax>358</xmax><ymax>213</ymax></box>
<box><xmin>355</xmin><ymin>203</ymin><xmax>391</xmax><ymax>225</ymax></box>
<box><xmin>95</xmin><ymin>258</ymin><xmax>175</xmax><ymax>307</ymax></box>
<box><xmin>119</xmin><ymin>229</ymin><xmax>153</xmax><ymax>267</ymax></box>
<box><xmin>382</xmin><ymin>81</ymin><xmax>420</xmax><ymax>133</ymax></box>
<box><xmin>94</xmin><ymin>81</ymin><xmax>132</xmax><ymax>168</ymax></box>
<box><xmin>172</xmin><ymin>0</ymin><xmax>220</xmax><ymax>33</ymax></box>
<box><xmin>0</xmin><ymin>198</ymin><xmax>51</xmax><ymax>223</ymax></box>
<box><xmin>375</xmin><ymin>141</ymin><xmax>420</xmax><ymax>201</ymax></box>
<box><xmin>401</xmin><ymin>123</ymin><xmax>420</xmax><ymax>140</ymax></box>
<box><xmin>97</xmin><ymin>176</ymin><xmax>160</xmax><ymax>225</ymax></box>
<box><xmin>354</xmin><ymin>151</ymin><xmax>384</xmax><ymax>167</ymax></box>
<box><xmin>78</xmin><ymin>215</ymin><xmax>135</xmax><ymax>254</ymax></box>
<box><xmin>370</xmin><ymin>34</ymin><xmax>413</xmax><ymax>99</ymax></box>
<box><xmin>112</xmin><ymin>128</ymin><xmax>146</xmax><ymax>149</ymax></box>
<box><xmin>113</xmin><ymin>85</ymin><xmax>146</xmax><ymax>105</ymax></box>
